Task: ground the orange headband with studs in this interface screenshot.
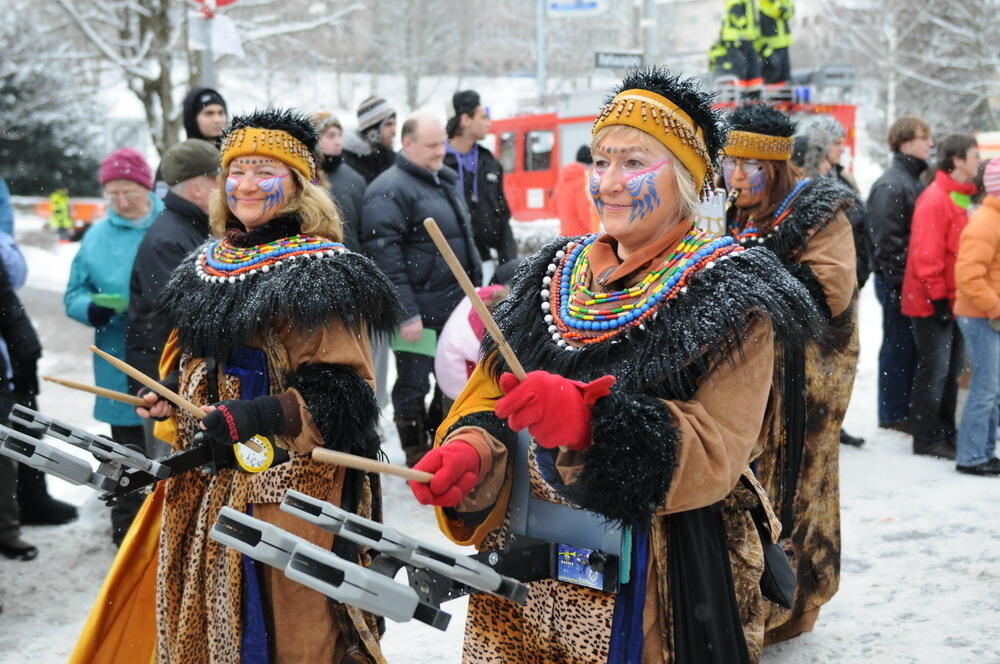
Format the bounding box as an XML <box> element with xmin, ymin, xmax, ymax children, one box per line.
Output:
<box><xmin>723</xmin><ymin>130</ymin><xmax>794</xmax><ymax>161</ymax></box>
<box><xmin>592</xmin><ymin>88</ymin><xmax>713</xmax><ymax>196</ymax></box>
<box><xmin>221</xmin><ymin>127</ymin><xmax>316</xmax><ymax>180</ymax></box>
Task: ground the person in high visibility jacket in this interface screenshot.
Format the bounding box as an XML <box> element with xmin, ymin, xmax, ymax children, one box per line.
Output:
<box><xmin>756</xmin><ymin>0</ymin><xmax>794</xmax><ymax>86</ymax></box>
<box><xmin>719</xmin><ymin>0</ymin><xmax>763</xmax><ymax>96</ymax></box>
<box><xmin>49</xmin><ymin>188</ymin><xmax>72</xmax><ymax>242</ymax></box>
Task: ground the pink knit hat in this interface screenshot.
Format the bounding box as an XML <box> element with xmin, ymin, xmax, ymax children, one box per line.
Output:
<box><xmin>984</xmin><ymin>158</ymin><xmax>1000</xmax><ymax>199</ymax></box>
<box><xmin>99</xmin><ymin>148</ymin><xmax>153</xmax><ymax>190</ymax></box>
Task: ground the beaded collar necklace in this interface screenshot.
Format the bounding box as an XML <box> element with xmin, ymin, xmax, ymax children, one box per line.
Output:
<box><xmin>734</xmin><ymin>178</ymin><xmax>811</xmax><ymax>245</ymax></box>
<box><xmin>541</xmin><ymin>229</ymin><xmax>743</xmax><ymax>349</ymax></box>
<box><xmin>196</xmin><ymin>234</ymin><xmax>347</xmax><ymax>284</ymax></box>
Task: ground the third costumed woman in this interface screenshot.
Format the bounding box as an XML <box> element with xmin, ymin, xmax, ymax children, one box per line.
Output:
<box><xmin>408</xmin><ymin>68</ymin><xmax>821</xmax><ymax>663</ymax></box>
<box><xmin>724</xmin><ymin>103</ymin><xmax>859</xmax><ymax>644</ymax></box>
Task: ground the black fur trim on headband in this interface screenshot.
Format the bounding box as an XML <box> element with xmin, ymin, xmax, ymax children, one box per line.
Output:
<box><xmin>159</xmin><ymin>230</ymin><xmax>404</xmax><ymax>361</ymax></box>
<box><xmin>224</xmin><ymin>108</ymin><xmax>319</xmax><ymax>154</ymax></box>
<box><xmin>482</xmin><ymin>237</ymin><xmax>823</xmax><ymax>401</ymax></box>
<box><xmin>287</xmin><ymin>363</ymin><xmax>380</xmax><ymax>458</ymax></box>
<box><xmin>561</xmin><ymin>389</ymin><xmax>679</xmax><ymax>524</ymax></box>
<box><xmin>760</xmin><ymin>177</ymin><xmax>855</xmax><ymax>263</ymax></box>
<box><xmin>610</xmin><ymin>66</ymin><xmax>725</xmax><ymax>164</ymax></box>
<box><xmin>729</xmin><ymin>103</ymin><xmax>797</xmax><ymax>138</ymax></box>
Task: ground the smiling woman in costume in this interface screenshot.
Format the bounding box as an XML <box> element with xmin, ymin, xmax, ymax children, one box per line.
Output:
<box><xmin>137</xmin><ymin>109</ymin><xmax>401</xmax><ymax>663</ymax></box>
<box><xmin>407</xmin><ymin>67</ymin><xmax>821</xmax><ymax>663</ymax></box>
<box><xmin>723</xmin><ymin>103</ymin><xmax>859</xmax><ymax>645</ymax></box>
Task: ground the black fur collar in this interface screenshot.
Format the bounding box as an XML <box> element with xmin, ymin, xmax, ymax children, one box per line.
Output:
<box><xmin>482</xmin><ymin>237</ymin><xmax>823</xmax><ymax>400</ymax></box>
<box><xmin>158</xmin><ymin>236</ymin><xmax>403</xmax><ymax>360</ymax></box>
<box><xmin>224</xmin><ymin>214</ymin><xmax>301</xmax><ymax>247</ymax></box>
<box><xmin>750</xmin><ymin>177</ymin><xmax>854</xmax><ymax>261</ymax></box>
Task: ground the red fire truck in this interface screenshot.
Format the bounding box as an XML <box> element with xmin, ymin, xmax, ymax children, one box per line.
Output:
<box><xmin>491</xmin><ymin>86</ymin><xmax>857</xmax><ymax>222</ymax></box>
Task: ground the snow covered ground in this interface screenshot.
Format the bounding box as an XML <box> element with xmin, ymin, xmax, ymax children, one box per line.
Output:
<box><xmin>1</xmin><ymin>215</ymin><xmax>999</xmax><ymax>663</ymax></box>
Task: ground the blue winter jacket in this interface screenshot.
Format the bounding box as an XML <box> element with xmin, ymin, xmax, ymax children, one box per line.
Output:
<box><xmin>0</xmin><ymin>179</ymin><xmax>13</xmax><ymax>237</ymax></box>
<box><xmin>64</xmin><ymin>193</ymin><xmax>163</xmax><ymax>425</ymax></box>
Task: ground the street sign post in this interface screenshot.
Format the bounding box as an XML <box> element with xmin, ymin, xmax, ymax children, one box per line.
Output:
<box><xmin>594</xmin><ymin>51</ymin><xmax>644</xmax><ymax>70</ymax></box>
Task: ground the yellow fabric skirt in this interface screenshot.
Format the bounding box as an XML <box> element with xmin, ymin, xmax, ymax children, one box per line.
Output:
<box><xmin>68</xmin><ymin>485</ymin><xmax>163</xmax><ymax>664</ymax></box>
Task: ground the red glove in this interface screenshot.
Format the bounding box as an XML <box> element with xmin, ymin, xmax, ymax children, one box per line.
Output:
<box><xmin>495</xmin><ymin>371</ymin><xmax>616</xmax><ymax>450</ymax></box>
<box><xmin>409</xmin><ymin>441</ymin><xmax>481</xmax><ymax>507</ymax></box>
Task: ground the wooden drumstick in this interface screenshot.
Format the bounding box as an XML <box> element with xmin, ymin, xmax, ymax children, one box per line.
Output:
<box><xmin>42</xmin><ymin>375</ymin><xmax>146</xmax><ymax>407</ymax></box>
<box><xmin>311</xmin><ymin>448</ymin><xmax>432</xmax><ymax>483</ymax></box>
<box><xmin>422</xmin><ymin>218</ymin><xmax>527</xmax><ymax>380</ymax></box>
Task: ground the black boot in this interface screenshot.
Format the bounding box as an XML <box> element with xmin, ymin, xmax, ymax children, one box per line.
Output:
<box><xmin>395</xmin><ymin>413</ymin><xmax>431</xmax><ymax>468</ymax></box>
<box><xmin>913</xmin><ymin>440</ymin><xmax>956</xmax><ymax>460</ymax></box>
<box><xmin>0</xmin><ymin>532</ymin><xmax>38</xmax><ymax>560</ymax></box>
<box><xmin>839</xmin><ymin>428</ymin><xmax>865</xmax><ymax>447</ymax></box>
<box><xmin>16</xmin><ymin>464</ymin><xmax>78</xmax><ymax>525</ymax></box>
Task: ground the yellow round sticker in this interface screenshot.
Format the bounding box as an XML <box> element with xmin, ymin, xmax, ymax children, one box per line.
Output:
<box><xmin>233</xmin><ymin>435</ymin><xmax>275</xmax><ymax>473</ymax></box>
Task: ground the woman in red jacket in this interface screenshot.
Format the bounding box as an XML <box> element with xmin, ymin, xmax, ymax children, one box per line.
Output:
<box><xmin>901</xmin><ymin>134</ymin><xmax>980</xmax><ymax>459</ymax></box>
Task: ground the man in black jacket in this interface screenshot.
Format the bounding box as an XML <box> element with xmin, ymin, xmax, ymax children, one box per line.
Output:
<box><xmin>127</xmin><ymin>139</ymin><xmax>218</xmax><ymax>456</ymax></box>
<box><xmin>445</xmin><ymin>90</ymin><xmax>517</xmax><ymax>273</ymax></box>
<box><xmin>314</xmin><ymin>112</ymin><xmax>365</xmax><ymax>251</ymax></box>
<box><xmin>343</xmin><ymin>95</ymin><xmax>397</xmax><ymax>185</ymax></box>
<box><xmin>362</xmin><ymin>112</ymin><xmax>482</xmax><ymax>466</ymax></box>
<box><xmin>866</xmin><ymin>115</ymin><xmax>934</xmax><ymax>432</ymax></box>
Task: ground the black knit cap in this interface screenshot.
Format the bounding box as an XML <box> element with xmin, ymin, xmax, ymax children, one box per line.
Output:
<box><xmin>728</xmin><ymin>103</ymin><xmax>797</xmax><ymax>138</ymax></box>
<box><xmin>223</xmin><ymin>108</ymin><xmax>319</xmax><ymax>155</ymax></box>
<box><xmin>453</xmin><ymin>90</ymin><xmax>481</xmax><ymax>117</ymax></box>
<box><xmin>607</xmin><ymin>66</ymin><xmax>726</xmax><ymax>165</ymax></box>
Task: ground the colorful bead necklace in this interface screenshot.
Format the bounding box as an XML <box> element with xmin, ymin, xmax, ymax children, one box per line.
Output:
<box><xmin>541</xmin><ymin>230</ymin><xmax>744</xmax><ymax>349</ymax></box>
<box><xmin>196</xmin><ymin>234</ymin><xmax>347</xmax><ymax>283</ymax></box>
<box><xmin>734</xmin><ymin>178</ymin><xmax>811</xmax><ymax>245</ymax></box>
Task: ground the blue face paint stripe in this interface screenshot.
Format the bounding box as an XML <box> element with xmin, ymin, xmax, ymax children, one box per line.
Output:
<box><xmin>625</xmin><ymin>171</ymin><xmax>661</xmax><ymax>224</ymax></box>
<box><xmin>258</xmin><ymin>177</ymin><xmax>285</xmax><ymax>212</ymax></box>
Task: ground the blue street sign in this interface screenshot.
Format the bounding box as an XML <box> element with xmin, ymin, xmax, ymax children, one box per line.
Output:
<box><xmin>548</xmin><ymin>0</ymin><xmax>609</xmax><ymax>17</ymax></box>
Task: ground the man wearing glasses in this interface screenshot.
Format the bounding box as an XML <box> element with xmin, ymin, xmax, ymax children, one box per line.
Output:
<box><xmin>867</xmin><ymin>116</ymin><xmax>934</xmax><ymax>437</ymax></box>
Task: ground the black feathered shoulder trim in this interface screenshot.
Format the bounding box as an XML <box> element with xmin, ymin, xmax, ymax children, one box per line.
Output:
<box><xmin>482</xmin><ymin>236</ymin><xmax>823</xmax><ymax>401</ymax></box>
<box><xmin>563</xmin><ymin>389</ymin><xmax>679</xmax><ymax>524</ymax></box>
<box><xmin>287</xmin><ymin>363</ymin><xmax>380</xmax><ymax>458</ymax></box>
<box><xmin>159</xmin><ymin>240</ymin><xmax>403</xmax><ymax>360</ymax></box>
<box><xmin>760</xmin><ymin>177</ymin><xmax>855</xmax><ymax>262</ymax></box>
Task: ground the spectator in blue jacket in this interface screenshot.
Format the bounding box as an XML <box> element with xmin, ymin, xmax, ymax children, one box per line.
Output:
<box><xmin>0</xmin><ymin>179</ymin><xmax>13</xmax><ymax>237</ymax></box>
<box><xmin>64</xmin><ymin>148</ymin><xmax>163</xmax><ymax>545</ymax></box>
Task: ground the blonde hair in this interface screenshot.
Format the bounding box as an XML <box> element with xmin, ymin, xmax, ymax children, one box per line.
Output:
<box><xmin>210</xmin><ymin>167</ymin><xmax>343</xmax><ymax>241</ymax></box>
<box><xmin>590</xmin><ymin>125</ymin><xmax>698</xmax><ymax>221</ymax></box>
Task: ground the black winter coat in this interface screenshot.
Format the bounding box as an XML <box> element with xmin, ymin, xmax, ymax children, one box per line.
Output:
<box><xmin>321</xmin><ymin>155</ymin><xmax>365</xmax><ymax>252</ymax></box>
<box><xmin>444</xmin><ymin>145</ymin><xmax>517</xmax><ymax>263</ymax></box>
<box><xmin>361</xmin><ymin>153</ymin><xmax>482</xmax><ymax>328</ymax></box>
<box><xmin>866</xmin><ymin>152</ymin><xmax>928</xmax><ymax>291</ymax></box>
<box><xmin>0</xmin><ymin>261</ymin><xmax>40</xmax><ymax>413</ymax></box>
<box><xmin>126</xmin><ymin>191</ymin><xmax>210</xmax><ymax>391</ymax></box>
<box><xmin>342</xmin><ymin>130</ymin><xmax>396</xmax><ymax>185</ymax></box>
<box><xmin>832</xmin><ymin>165</ymin><xmax>873</xmax><ymax>290</ymax></box>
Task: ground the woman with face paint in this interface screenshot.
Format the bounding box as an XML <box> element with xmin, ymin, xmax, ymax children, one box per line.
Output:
<box><xmin>77</xmin><ymin>109</ymin><xmax>402</xmax><ymax>664</ymax></box>
<box><xmin>723</xmin><ymin>103</ymin><xmax>860</xmax><ymax>646</ymax></box>
<box><xmin>406</xmin><ymin>67</ymin><xmax>821</xmax><ymax>663</ymax></box>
